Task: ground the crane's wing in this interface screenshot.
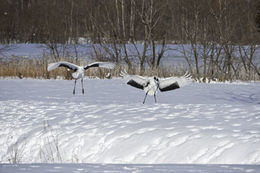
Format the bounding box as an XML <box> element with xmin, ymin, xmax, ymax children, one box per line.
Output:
<box><xmin>84</xmin><ymin>62</ymin><xmax>115</xmax><ymax>70</ymax></box>
<box><xmin>47</xmin><ymin>61</ymin><xmax>79</xmax><ymax>72</ymax></box>
<box><xmin>159</xmin><ymin>72</ymin><xmax>192</xmax><ymax>92</ymax></box>
<box><xmin>120</xmin><ymin>70</ymin><xmax>148</xmax><ymax>90</ymax></box>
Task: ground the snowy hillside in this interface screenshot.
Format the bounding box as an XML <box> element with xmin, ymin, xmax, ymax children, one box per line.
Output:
<box><xmin>0</xmin><ymin>78</ymin><xmax>260</xmax><ymax>164</ymax></box>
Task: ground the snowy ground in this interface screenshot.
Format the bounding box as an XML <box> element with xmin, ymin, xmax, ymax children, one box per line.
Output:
<box><xmin>0</xmin><ymin>78</ymin><xmax>260</xmax><ymax>172</ymax></box>
<box><xmin>1</xmin><ymin>163</ymin><xmax>260</xmax><ymax>173</ymax></box>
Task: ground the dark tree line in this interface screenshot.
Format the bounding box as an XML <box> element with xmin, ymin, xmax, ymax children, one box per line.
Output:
<box><xmin>0</xmin><ymin>0</ymin><xmax>259</xmax><ymax>44</ymax></box>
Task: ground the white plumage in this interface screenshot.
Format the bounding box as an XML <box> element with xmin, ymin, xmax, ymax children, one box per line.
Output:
<box><xmin>48</xmin><ymin>61</ymin><xmax>115</xmax><ymax>94</ymax></box>
<box><xmin>121</xmin><ymin>71</ymin><xmax>192</xmax><ymax>103</ymax></box>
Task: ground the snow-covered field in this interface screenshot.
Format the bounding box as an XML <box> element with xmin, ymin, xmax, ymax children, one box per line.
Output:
<box><xmin>0</xmin><ymin>78</ymin><xmax>260</xmax><ymax>172</ymax></box>
<box><xmin>1</xmin><ymin>163</ymin><xmax>260</xmax><ymax>173</ymax></box>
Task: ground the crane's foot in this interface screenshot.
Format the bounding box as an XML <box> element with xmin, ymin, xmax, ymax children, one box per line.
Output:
<box><xmin>82</xmin><ymin>89</ymin><xmax>84</xmax><ymax>94</ymax></box>
<box><xmin>73</xmin><ymin>90</ymin><xmax>75</xmax><ymax>95</ymax></box>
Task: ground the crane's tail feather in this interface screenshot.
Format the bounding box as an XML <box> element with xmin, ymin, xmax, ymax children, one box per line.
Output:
<box><xmin>120</xmin><ymin>69</ymin><xmax>128</xmax><ymax>77</ymax></box>
<box><xmin>178</xmin><ymin>71</ymin><xmax>193</xmax><ymax>87</ymax></box>
<box><xmin>183</xmin><ymin>71</ymin><xmax>192</xmax><ymax>78</ymax></box>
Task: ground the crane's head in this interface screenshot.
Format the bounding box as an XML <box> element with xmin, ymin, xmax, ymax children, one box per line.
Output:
<box><xmin>153</xmin><ymin>76</ymin><xmax>159</xmax><ymax>84</ymax></box>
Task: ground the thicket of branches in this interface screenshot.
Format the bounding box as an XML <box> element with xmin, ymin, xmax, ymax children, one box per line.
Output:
<box><xmin>0</xmin><ymin>0</ymin><xmax>260</xmax><ymax>81</ymax></box>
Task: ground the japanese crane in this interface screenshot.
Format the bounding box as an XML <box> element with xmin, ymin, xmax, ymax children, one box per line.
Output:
<box><xmin>121</xmin><ymin>71</ymin><xmax>192</xmax><ymax>104</ymax></box>
<box><xmin>48</xmin><ymin>61</ymin><xmax>115</xmax><ymax>94</ymax></box>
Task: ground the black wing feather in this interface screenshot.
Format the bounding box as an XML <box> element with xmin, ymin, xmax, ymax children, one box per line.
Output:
<box><xmin>159</xmin><ymin>82</ymin><xmax>180</xmax><ymax>92</ymax></box>
<box><xmin>84</xmin><ymin>63</ymin><xmax>99</xmax><ymax>70</ymax></box>
<box><xmin>59</xmin><ymin>64</ymin><xmax>77</xmax><ymax>71</ymax></box>
<box><xmin>127</xmin><ymin>79</ymin><xmax>144</xmax><ymax>90</ymax></box>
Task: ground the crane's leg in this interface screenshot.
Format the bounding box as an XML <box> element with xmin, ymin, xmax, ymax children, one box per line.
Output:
<box><xmin>143</xmin><ymin>92</ymin><xmax>148</xmax><ymax>104</ymax></box>
<box><xmin>81</xmin><ymin>78</ymin><xmax>84</xmax><ymax>94</ymax></box>
<box><xmin>73</xmin><ymin>79</ymin><xmax>77</xmax><ymax>95</ymax></box>
<box><xmin>154</xmin><ymin>94</ymin><xmax>157</xmax><ymax>103</ymax></box>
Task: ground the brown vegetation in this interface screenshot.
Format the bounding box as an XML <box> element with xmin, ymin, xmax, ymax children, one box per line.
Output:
<box><xmin>0</xmin><ymin>54</ymin><xmax>259</xmax><ymax>81</ymax></box>
<box><xmin>0</xmin><ymin>55</ymin><xmax>187</xmax><ymax>79</ymax></box>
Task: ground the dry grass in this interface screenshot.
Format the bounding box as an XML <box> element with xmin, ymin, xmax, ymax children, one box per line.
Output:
<box><xmin>0</xmin><ymin>56</ymin><xmax>259</xmax><ymax>81</ymax></box>
<box><xmin>0</xmin><ymin>56</ymin><xmax>188</xmax><ymax>79</ymax></box>
<box><xmin>0</xmin><ymin>57</ymin><xmax>48</xmax><ymax>79</ymax></box>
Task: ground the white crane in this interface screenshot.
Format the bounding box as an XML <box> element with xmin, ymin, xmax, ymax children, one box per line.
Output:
<box><xmin>121</xmin><ymin>71</ymin><xmax>192</xmax><ymax>104</ymax></box>
<box><xmin>48</xmin><ymin>61</ymin><xmax>115</xmax><ymax>94</ymax></box>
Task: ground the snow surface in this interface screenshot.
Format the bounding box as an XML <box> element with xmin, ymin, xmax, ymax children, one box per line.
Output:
<box><xmin>1</xmin><ymin>163</ymin><xmax>260</xmax><ymax>173</ymax></box>
<box><xmin>0</xmin><ymin>78</ymin><xmax>260</xmax><ymax>166</ymax></box>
